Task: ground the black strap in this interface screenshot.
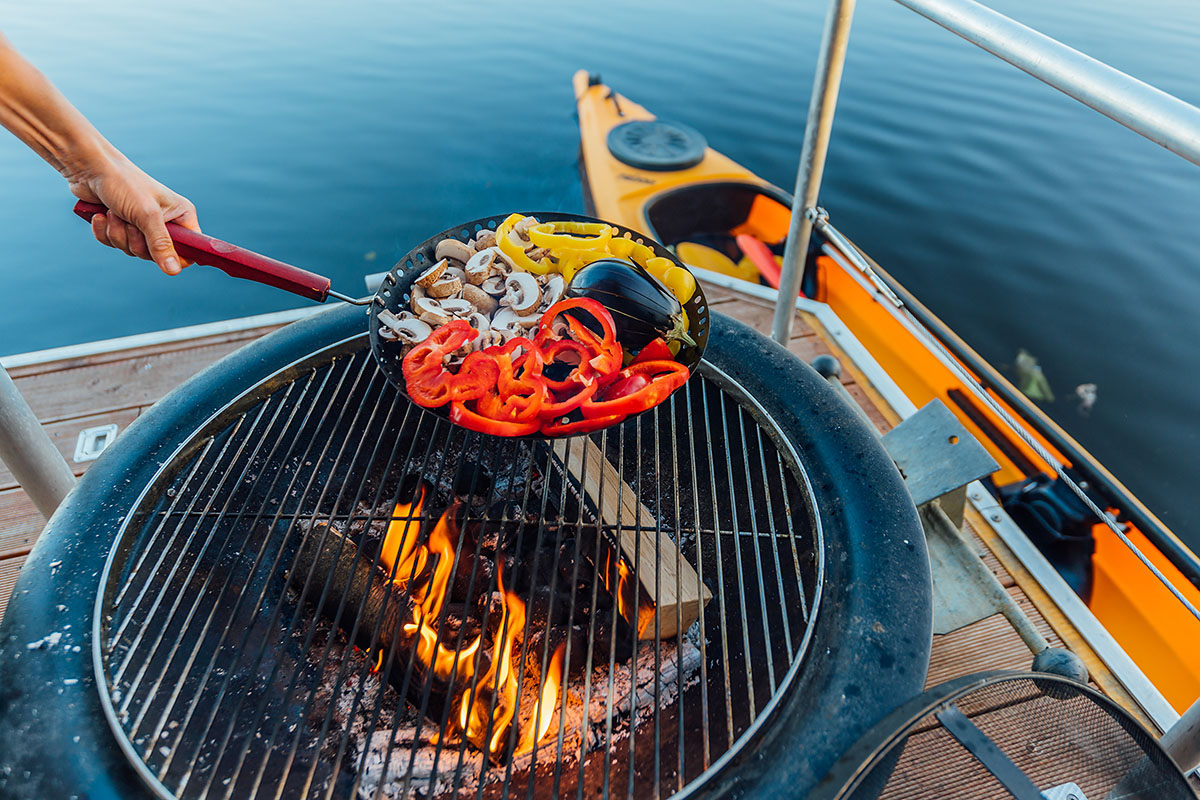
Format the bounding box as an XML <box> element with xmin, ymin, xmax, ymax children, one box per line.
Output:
<box><xmin>936</xmin><ymin>703</ymin><xmax>1045</xmax><ymax>800</ymax></box>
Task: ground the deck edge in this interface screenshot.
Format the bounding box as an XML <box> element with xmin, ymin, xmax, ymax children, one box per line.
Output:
<box><xmin>0</xmin><ymin>306</ymin><xmax>322</xmax><ymax>369</ymax></box>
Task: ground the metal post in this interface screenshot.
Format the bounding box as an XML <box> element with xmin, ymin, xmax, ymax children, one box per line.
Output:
<box><xmin>0</xmin><ymin>365</ymin><xmax>75</xmax><ymax>518</ymax></box>
<box><xmin>771</xmin><ymin>0</ymin><xmax>857</xmax><ymax>344</ymax></box>
<box><xmin>1161</xmin><ymin>696</ymin><xmax>1200</xmax><ymax>773</ymax></box>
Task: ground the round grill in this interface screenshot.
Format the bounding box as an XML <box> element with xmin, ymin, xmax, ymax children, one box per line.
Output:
<box><xmin>93</xmin><ymin>333</ymin><xmax>823</xmax><ymax>800</ymax></box>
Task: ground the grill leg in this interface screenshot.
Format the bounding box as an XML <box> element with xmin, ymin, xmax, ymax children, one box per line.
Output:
<box><xmin>0</xmin><ymin>365</ymin><xmax>75</xmax><ymax>518</ymax></box>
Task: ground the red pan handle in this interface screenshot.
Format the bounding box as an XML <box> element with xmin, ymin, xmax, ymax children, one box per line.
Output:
<box><xmin>73</xmin><ymin>200</ymin><xmax>332</xmax><ymax>302</ymax></box>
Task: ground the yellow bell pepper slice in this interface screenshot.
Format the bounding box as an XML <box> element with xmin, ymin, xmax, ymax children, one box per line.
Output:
<box><xmin>607</xmin><ymin>236</ymin><xmax>635</xmax><ymax>259</ymax></box>
<box><xmin>662</xmin><ymin>266</ymin><xmax>697</xmax><ymax>304</ymax></box>
<box><xmin>496</xmin><ymin>213</ymin><xmax>555</xmax><ymax>275</ymax></box>
<box><xmin>643</xmin><ymin>256</ymin><xmax>674</xmax><ymax>282</ymax></box>
<box><xmin>528</xmin><ymin>221</ymin><xmax>612</xmax><ymax>251</ymax></box>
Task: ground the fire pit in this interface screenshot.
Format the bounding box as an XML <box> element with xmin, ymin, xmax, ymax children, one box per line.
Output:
<box><xmin>0</xmin><ymin>304</ymin><xmax>932</xmax><ymax>800</ymax></box>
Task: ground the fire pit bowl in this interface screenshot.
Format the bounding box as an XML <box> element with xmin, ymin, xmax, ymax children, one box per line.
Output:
<box><xmin>0</xmin><ymin>303</ymin><xmax>931</xmax><ymax>800</ymax></box>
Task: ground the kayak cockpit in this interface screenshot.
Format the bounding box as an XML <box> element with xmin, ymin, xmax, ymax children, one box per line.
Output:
<box><xmin>644</xmin><ymin>181</ymin><xmax>793</xmax><ymax>287</ymax></box>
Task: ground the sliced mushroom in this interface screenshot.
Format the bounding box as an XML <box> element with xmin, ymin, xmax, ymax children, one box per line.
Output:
<box><xmin>540</xmin><ymin>274</ymin><xmax>565</xmax><ymax>309</ymax></box>
<box><xmin>412</xmin><ymin>289</ymin><xmax>453</xmax><ymax>326</ymax></box>
<box><xmin>377</xmin><ymin>309</ymin><xmax>432</xmax><ymax>345</ymax></box>
<box><xmin>415</xmin><ymin>258</ymin><xmax>449</xmax><ymax>289</ymax></box>
<box><xmin>500</xmin><ymin>272</ymin><xmax>542</xmax><ymax>315</ymax></box>
<box><xmin>514</xmin><ymin>216</ymin><xmax>539</xmax><ymax>236</ymax></box>
<box><xmin>410</xmin><ymin>285</ymin><xmax>431</xmax><ymax>314</ymax></box>
<box><xmin>490</xmin><ymin>306</ymin><xmax>522</xmax><ymax>334</ymax></box>
<box><xmin>546</xmin><ymin>315</ymin><xmax>571</xmax><ymax>339</ymax></box>
<box><xmin>439</xmin><ymin>298</ymin><xmax>474</xmax><ymax>317</ymax></box>
<box><xmin>488</xmin><ymin>328</ymin><xmax>515</xmax><ymax>347</ymax></box>
<box><xmin>443</xmin><ymin>264</ymin><xmax>467</xmax><ymax>284</ymax></box>
<box><xmin>419</xmin><ymin>308</ymin><xmax>453</xmax><ymax>327</ymax></box>
<box><xmin>481</xmin><ymin>274</ymin><xmax>508</xmax><ymax>296</ymax></box>
<box><xmin>494</xmin><ymin>247</ymin><xmax>520</xmax><ymax>272</ymax></box>
<box><xmin>427</xmin><ymin>274</ymin><xmax>463</xmax><ymax>299</ymax></box>
<box><xmin>435</xmin><ymin>238</ymin><xmax>475</xmax><ymax>264</ymax></box>
<box><xmin>464</xmin><ymin>248</ymin><xmax>499</xmax><ymax>285</ymax></box>
<box><xmin>462</xmin><ymin>284</ymin><xmax>499</xmax><ymax>315</ymax></box>
<box><xmin>527</xmin><ymin>247</ymin><xmax>550</xmax><ymax>262</ymax></box>
<box><xmin>507</xmin><ymin>229</ymin><xmax>536</xmax><ymax>252</ymax></box>
<box><xmin>474</xmin><ymin>229</ymin><xmax>497</xmax><ymax>250</ymax></box>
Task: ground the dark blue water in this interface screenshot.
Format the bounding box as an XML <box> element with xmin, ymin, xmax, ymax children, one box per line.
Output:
<box><xmin>3</xmin><ymin>0</ymin><xmax>1199</xmax><ymax>546</ymax></box>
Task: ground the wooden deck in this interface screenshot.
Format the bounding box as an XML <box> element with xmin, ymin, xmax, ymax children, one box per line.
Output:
<box><xmin>0</xmin><ymin>281</ymin><xmax>1163</xmax><ymax>739</ymax></box>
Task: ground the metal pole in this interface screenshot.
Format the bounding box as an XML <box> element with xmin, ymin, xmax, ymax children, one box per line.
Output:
<box><xmin>893</xmin><ymin>0</ymin><xmax>1200</xmax><ymax>167</ymax></box>
<box><xmin>0</xmin><ymin>365</ymin><xmax>75</xmax><ymax>518</ymax></box>
<box><xmin>1161</xmin><ymin>696</ymin><xmax>1200</xmax><ymax>773</ymax></box>
<box><xmin>771</xmin><ymin>0</ymin><xmax>857</xmax><ymax>344</ymax></box>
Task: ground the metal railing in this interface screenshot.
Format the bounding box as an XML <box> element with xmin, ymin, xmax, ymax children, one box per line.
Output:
<box><xmin>771</xmin><ymin>0</ymin><xmax>1200</xmax><ymax>766</ymax></box>
<box><xmin>773</xmin><ymin>0</ymin><xmax>1200</xmax><ymax>341</ymax></box>
<box><xmin>0</xmin><ymin>365</ymin><xmax>75</xmax><ymax>518</ymax></box>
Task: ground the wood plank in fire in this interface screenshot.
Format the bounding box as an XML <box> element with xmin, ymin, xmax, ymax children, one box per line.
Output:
<box><xmin>550</xmin><ymin>437</ymin><xmax>711</xmax><ymax>640</ymax></box>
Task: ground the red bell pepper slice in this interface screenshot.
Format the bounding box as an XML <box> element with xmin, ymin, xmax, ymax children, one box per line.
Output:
<box><xmin>632</xmin><ymin>337</ymin><xmax>673</xmax><ymax>365</ymax></box>
<box><xmin>602</xmin><ymin>371</ymin><xmax>651</xmax><ymax>400</ymax></box>
<box><xmin>539</xmin><ymin>339</ymin><xmax>598</xmax><ymax>393</ymax></box>
<box><xmin>402</xmin><ymin>321</ymin><xmax>478</xmax><ymax>408</ymax></box>
<box><xmin>537</xmin><ymin>302</ymin><xmax>621</xmax><ymax>373</ymax></box>
<box><xmin>581</xmin><ymin>360</ymin><xmax>690</xmax><ymax>419</ymax></box>
<box><xmin>448</xmin><ymin>351</ymin><xmax>500</xmax><ymax>403</ymax></box>
<box><xmin>541</xmin><ymin>412</ymin><xmax>628</xmax><ymax>437</ymax></box>
<box><xmin>474</xmin><ymin>345</ymin><xmax>546</xmax><ymax>423</ymax></box>
<box><xmin>450</xmin><ymin>401</ymin><xmax>542</xmax><ymax>437</ymax></box>
<box><xmin>537</xmin><ymin>298</ymin><xmax>618</xmax><ymax>351</ymax></box>
<box><xmin>539</xmin><ymin>380</ymin><xmax>599</xmax><ymax>421</ymax></box>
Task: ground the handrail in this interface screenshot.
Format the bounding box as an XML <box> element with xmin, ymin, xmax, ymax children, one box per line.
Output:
<box><xmin>892</xmin><ymin>0</ymin><xmax>1200</xmax><ymax>167</ymax></box>
<box><xmin>774</xmin><ymin>0</ymin><xmax>1200</xmax><ymax>343</ymax></box>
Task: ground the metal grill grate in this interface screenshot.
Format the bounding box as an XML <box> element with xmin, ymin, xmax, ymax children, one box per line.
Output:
<box><xmin>94</xmin><ymin>334</ymin><xmax>823</xmax><ymax>800</ymax></box>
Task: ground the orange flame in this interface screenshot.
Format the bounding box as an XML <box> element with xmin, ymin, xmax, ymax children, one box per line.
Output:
<box><xmin>373</xmin><ymin>487</ymin><xmax>570</xmax><ymax>761</ymax></box>
<box><xmin>379</xmin><ymin>490</ymin><xmax>482</xmax><ymax>685</ymax></box>
<box><xmin>515</xmin><ymin>642</ymin><xmax>566</xmax><ymax>756</ymax></box>
<box><xmin>601</xmin><ymin>545</ymin><xmax>656</xmax><ymax>636</ymax></box>
<box><xmin>459</xmin><ymin>562</ymin><xmax>526</xmax><ymax>756</ymax></box>
<box><xmin>380</xmin><ymin>486</ymin><xmax>428</xmax><ymax>587</ymax></box>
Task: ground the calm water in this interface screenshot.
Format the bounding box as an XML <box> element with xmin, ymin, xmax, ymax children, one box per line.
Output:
<box><xmin>2</xmin><ymin>0</ymin><xmax>1199</xmax><ymax>546</ymax></box>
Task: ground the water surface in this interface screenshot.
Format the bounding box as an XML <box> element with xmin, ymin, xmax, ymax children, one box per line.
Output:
<box><xmin>2</xmin><ymin>0</ymin><xmax>1198</xmax><ymax>545</ymax></box>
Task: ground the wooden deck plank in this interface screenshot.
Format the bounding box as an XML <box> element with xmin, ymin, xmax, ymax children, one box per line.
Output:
<box><xmin>4</xmin><ymin>325</ymin><xmax>278</xmax><ymax>379</ymax></box>
<box><xmin>0</xmin><ymin>490</ymin><xmax>43</xmax><ymax>560</ymax></box>
<box><xmin>0</xmin><ymin>555</ymin><xmax>26</xmax><ymax>621</ymax></box>
<box><xmin>10</xmin><ymin>340</ymin><xmax>259</xmax><ymax>424</ymax></box>
<box><xmin>0</xmin><ymin>408</ymin><xmax>140</xmax><ymax>491</ymax></box>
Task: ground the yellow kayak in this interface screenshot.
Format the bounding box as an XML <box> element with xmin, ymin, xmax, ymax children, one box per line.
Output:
<box><xmin>573</xmin><ymin>69</ymin><xmax>1200</xmax><ymax>712</ymax></box>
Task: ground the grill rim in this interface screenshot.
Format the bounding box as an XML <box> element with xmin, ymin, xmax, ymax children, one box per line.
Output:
<box><xmin>90</xmin><ymin>333</ymin><xmax>827</xmax><ymax>800</ymax></box>
<box><xmin>0</xmin><ymin>304</ymin><xmax>930</xmax><ymax>800</ymax></box>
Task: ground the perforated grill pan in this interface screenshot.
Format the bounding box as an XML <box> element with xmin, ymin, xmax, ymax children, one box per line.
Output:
<box><xmin>368</xmin><ymin>212</ymin><xmax>710</xmax><ymax>437</ymax></box>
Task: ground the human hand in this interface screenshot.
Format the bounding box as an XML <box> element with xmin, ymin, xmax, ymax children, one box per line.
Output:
<box><xmin>67</xmin><ymin>148</ymin><xmax>199</xmax><ymax>276</ymax></box>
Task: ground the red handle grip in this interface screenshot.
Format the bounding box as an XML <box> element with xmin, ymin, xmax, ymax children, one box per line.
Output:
<box><xmin>73</xmin><ymin>201</ymin><xmax>332</xmax><ymax>302</ymax></box>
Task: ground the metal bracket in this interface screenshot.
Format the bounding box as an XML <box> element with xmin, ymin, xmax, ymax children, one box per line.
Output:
<box><xmin>882</xmin><ymin>399</ymin><xmax>999</xmax><ymax>526</ymax></box>
<box><xmin>1042</xmin><ymin>782</ymin><xmax>1088</xmax><ymax>800</ymax></box>
<box><xmin>73</xmin><ymin>424</ymin><xmax>119</xmax><ymax>463</ymax></box>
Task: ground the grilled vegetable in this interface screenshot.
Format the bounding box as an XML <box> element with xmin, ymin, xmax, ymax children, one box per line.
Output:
<box><xmin>565</xmin><ymin>258</ymin><xmax>695</xmax><ymax>351</ymax></box>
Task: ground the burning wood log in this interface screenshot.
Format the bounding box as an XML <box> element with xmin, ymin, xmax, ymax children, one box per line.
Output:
<box><xmin>550</xmin><ymin>437</ymin><xmax>711</xmax><ymax>639</ymax></box>
<box><xmin>291</xmin><ymin>519</ymin><xmax>487</xmax><ymax>725</ymax></box>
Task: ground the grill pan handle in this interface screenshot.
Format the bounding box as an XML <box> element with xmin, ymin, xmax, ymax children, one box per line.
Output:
<box><xmin>73</xmin><ymin>201</ymin><xmax>333</xmax><ymax>302</ymax></box>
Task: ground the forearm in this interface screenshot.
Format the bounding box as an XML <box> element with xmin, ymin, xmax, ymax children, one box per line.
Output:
<box><xmin>0</xmin><ymin>32</ymin><xmax>113</xmax><ymax>181</ymax></box>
